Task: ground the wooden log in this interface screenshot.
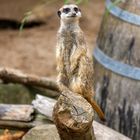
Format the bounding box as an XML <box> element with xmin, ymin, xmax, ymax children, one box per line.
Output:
<box><xmin>0</xmin><ymin>104</ymin><xmax>34</xmax><ymax>122</ymax></box>
<box><xmin>32</xmin><ymin>95</ymin><xmax>56</xmax><ymax>121</ymax></box>
<box><xmin>0</xmin><ymin>67</ymin><xmax>59</xmax><ymax>91</ymax></box>
<box><xmin>0</xmin><ymin>120</ymin><xmax>35</xmax><ymax>130</ymax></box>
<box><xmin>26</xmin><ymin>86</ymin><xmax>60</xmax><ymax>99</ymax></box>
<box><xmin>0</xmin><ymin>114</ymin><xmax>53</xmax><ymax>130</ymax></box>
<box><xmin>53</xmin><ymin>91</ymin><xmax>95</xmax><ymax>140</ymax></box>
<box><xmin>93</xmin><ymin>0</ymin><xmax>140</xmax><ymax>140</ymax></box>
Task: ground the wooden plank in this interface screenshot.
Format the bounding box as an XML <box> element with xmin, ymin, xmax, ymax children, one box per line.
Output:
<box><xmin>32</xmin><ymin>94</ymin><xmax>56</xmax><ymax>121</ymax></box>
<box><xmin>0</xmin><ymin>120</ymin><xmax>35</xmax><ymax>130</ymax></box>
<box><xmin>0</xmin><ymin>114</ymin><xmax>52</xmax><ymax>130</ymax></box>
<box><xmin>0</xmin><ymin>104</ymin><xmax>34</xmax><ymax>121</ymax></box>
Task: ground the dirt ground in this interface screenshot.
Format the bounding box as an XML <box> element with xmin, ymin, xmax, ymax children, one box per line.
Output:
<box><xmin>0</xmin><ymin>0</ymin><xmax>105</xmax><ymax>78</ymax></box>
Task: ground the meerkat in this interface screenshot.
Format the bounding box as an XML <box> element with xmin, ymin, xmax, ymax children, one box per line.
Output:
<box><xmin>56</xmin><ymin>4</ymin><xmax>105</xmax><ymax>121</ymax></box>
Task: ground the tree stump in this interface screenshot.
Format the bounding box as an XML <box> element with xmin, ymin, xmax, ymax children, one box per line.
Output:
<box><xmin>53</xmin><ymin>91</ymin><xmax>95</xmax><ymax>140</ymax></box>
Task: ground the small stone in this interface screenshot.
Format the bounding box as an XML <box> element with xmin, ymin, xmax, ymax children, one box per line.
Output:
<box><xmin>22</xmin><ymin>124</ymin><xmax>60</xmax><ymax>140</ymax></box>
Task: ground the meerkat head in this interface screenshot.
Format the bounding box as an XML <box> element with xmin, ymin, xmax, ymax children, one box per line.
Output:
<box><xmin>57</xmin><ymin>4</ymin><xmax>81</xmax><ymax>22</ymax></box>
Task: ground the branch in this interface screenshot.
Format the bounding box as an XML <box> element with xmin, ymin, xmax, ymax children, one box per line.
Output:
<box><xmin>0</xmin><ymin>67</ymin><xmax>59</xmax><ymax>91</ymax></box>
<box><xmin>0</xmin><ymin>120</ymin><xmax>35</xmax><ymax>130</ymax></box>
<box><xmin>26</xmin><ymin>86</ymin><xmax>60</xmax><ymax>99</ymax></box>
<box><xmin>0</xmin><ymin>114</ymin><xmax>53</xmax><ymax>130</ymax></box>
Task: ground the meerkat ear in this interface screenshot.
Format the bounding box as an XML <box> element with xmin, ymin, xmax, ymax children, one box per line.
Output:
<box><xmin>57</xmin><ymin>10</ymin><xmax>61</xmax><ymax>18</ymax></box>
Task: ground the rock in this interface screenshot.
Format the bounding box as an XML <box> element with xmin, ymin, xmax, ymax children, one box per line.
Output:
<box><xmin>22</xmin><ymin>124</ymin><xmax>60</xmax><ymax>140</ymax></box>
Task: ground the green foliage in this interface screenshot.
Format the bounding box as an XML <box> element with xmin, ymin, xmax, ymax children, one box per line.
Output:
<box><xmin>64</xmin><ymin>0</ymin><xmax>88</xmax><ymax>4</ymax></box>
<box><xmin>107</xmin><ymin>0</ymin><xmax>122</xmax><ymax>11</ymax></box>
<box><xmin>19</xmin><ymin>11</ymin><xmax>32</xmax><ymax>33</ymax></box>
<box><xmin>76</xmin><ymin>0</ymin><xmax>83</xmax><ymax>4</ymax></box>
<box><xmin>19</xmin><ymin>0</ymin><xmax>58</xmax><ymax>33</ymax></box>
<box><xmin>64</xmin><ymin>0</ymin><xmax>69</xmax><ymax>4</ymax></box>
<box><xmin>0</xmin><ymin>84</ymin><xmax>34</xmax><ymax>104</ymax></box>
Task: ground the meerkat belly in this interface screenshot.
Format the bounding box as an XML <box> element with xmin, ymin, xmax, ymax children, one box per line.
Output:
<box><xmin>61</xmin><ymin>32</ymin><xmax>78</xmax><ymax>77</ymax></box>
<box><xmin>69</xmin><ymin>75</ymin><xmax>83</xmax><ymax>95</ymax></box>
<box><xmin>69</xmin><ymin>56</ymin><xmax>94</xmax><ymax>96</ymax></box>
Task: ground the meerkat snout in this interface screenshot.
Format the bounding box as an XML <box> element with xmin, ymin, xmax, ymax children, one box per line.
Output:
<box><xmin>57</xmin><ymin>4</ymin><xmax>81</xmax><ymax>20</ymax></box>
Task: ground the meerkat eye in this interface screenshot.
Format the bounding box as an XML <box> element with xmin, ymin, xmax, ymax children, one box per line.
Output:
<box><xmin>74</xmin><ymin>7</ymin><xmax>79</xmax><ymax>13</ymax></box>
<box><xmin>63</xmin><ymin>8</ymin><xmax>70</xmax><ymax>14</ymax></box>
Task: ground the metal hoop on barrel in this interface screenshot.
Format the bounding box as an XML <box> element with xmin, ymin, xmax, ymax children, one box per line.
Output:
<box><xmin>106</xmin><ymin>0</ymin><xmax>140</xmax><ymax>26</ymax></box>
<box><xmin>93</xmin><ymin>46</ymin><xmax>140</xmax><ymax>81</ymax></box>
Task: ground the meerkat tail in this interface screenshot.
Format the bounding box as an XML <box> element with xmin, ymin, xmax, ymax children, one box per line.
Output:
<box><xmin>86</xmin><ymin>97</ymin><xmax>106</xmax><ymax>122</ymax></box>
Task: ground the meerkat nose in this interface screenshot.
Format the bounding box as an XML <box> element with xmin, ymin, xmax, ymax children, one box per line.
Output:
<box><xmin>72</xmin><ymin>13</ymin><xmax>76</xmax><ymax>17</ymax></box>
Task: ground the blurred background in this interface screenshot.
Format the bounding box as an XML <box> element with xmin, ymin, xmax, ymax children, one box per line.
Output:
<box><xmin>0</xmin><ymin>0</ymin><xmax>105</xmax><ymax>78</ymax></box>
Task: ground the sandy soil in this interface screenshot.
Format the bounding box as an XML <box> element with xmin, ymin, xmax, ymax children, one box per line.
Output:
<box><xmin>0</xmin><ymin>0</ymin><xmax>105</xmax><ymax>78</ymax></box>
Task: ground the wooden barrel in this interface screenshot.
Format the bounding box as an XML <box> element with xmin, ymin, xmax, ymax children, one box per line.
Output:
<box><xmin>93</xmin><ymin>0</ymin><xmax>140</xmax><ymax>140</ymax></box>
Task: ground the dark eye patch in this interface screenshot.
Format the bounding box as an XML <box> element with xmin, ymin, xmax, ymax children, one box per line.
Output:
<box><xmin>74</xmin><ymin>7</ymin><xmax>79</xmax><ymax>13</ymax></box>
<box><xmin>63</xmin><ymin>8</ymin><xmax>70</xmax><ymax>14</ymax></box>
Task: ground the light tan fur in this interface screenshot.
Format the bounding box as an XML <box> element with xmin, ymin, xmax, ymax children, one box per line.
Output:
<box><xmin>56</xmin><ymin>4</ymin><xmax>105</xmax><ymax>121</ymax></box>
